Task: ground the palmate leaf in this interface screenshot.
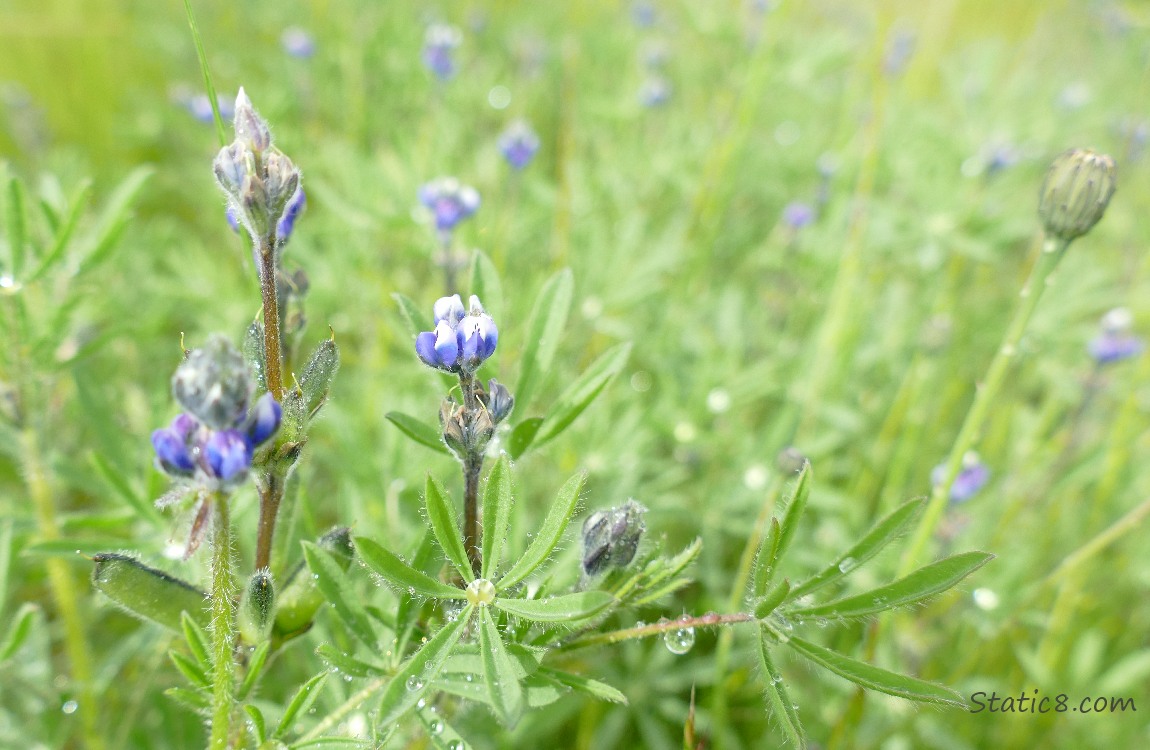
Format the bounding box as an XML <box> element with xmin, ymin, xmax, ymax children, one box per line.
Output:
<box><xmin>786</xmin><ymin>551</ymin><xmax>993</xmax><ymax>620</ymax></box>
<box><xmin>494</xmin><ymin>591</ymin><xmax>614</xmax><ymax>623</ymax></box>
<box><xmin>498</xmin><ymin>472</ymin><xmax>585</xmax><ymax>591</ymax></box>
<box><xmin>787</xmin><ymin>498</ymin><xmax>924</xmax><ymax>601</ymax></box>
<box><xmin>515</xmin><ymin>267</ymin><xmax>574</xmax><ymax>411</ymax></box>
<box><xmin>376</xmin><ymin>604</ymin><xmax>475</xmax><ymax>728</ymax></box>
<box><xmin>758</xmin><ymin>631</ymin><xmax>805</xmax><ymax>747</ymax></box>
<box><xmin>481</xmin><ymin>454</ymin><xmax>514</xmax><ymax>579</ymax></box>
<box><xmin>385</xmin><ymin>412</ymin><xmax>450</xmax><ymax>455</ymax></box>
<box><xmin>479</xmin><ymin>606</ymin><xmax>527</xmax><ymax>726</ymax></box>
<box><xmin>787</xmin><ymin>636</ymin><xmax>966</xmax><ymax>707</ymax></box>
<box><xmin>354</xmin><ymin>535</ymin><xmax>465</xmax><ymax>600</ymax></box>
<box><xmin>424</xmin><ymin>475</ymin><xmax>475</xmax><ymax>582</ymax></box>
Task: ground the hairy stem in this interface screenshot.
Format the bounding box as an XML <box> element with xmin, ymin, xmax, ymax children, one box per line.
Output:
<box><xmin>258</xmin><ymin>235</ymin><xmax>284</xmax><ymax>401</ymax></box>
<box><xmin>254</xmin><ymin>470</ymin><xmax>284</xmax><ymax>572</ymax></box>
<box><xmin>561</xmin><ymin>612</ymin><xmax>756</xmax><ymax>652</ymax></box>
<box><xmin>898</xmin><ymin>236</ymin><xmax>1070</xmax><ymax>576</ymax></box>
<box><xmin>208</xmin><ymin>496</ymin><xmax>237</xmax><ymax>750</ymax></box>
<box><xmin>459</xmin><ymin>372</ymin><xmax>483</xmax><ymax>577</ymax></box>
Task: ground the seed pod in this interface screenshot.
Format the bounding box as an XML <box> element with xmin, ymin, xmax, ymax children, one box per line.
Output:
<box><xmin>274</xmin><ymin>528</ymin><xmax>354</xmax><ymax>638</ymax></box>
<box><xmin>239</xmin><ymin>569</ymin><xmax>276</xmax><ymax>644</ymax></box>
<box><xmin>91</xmin><ymin>553</ymin><xmax>209</xmax><ymax>631</ymax></box>
<box><xmin>1038</xmin><ymin>148</ymin><xmax>1117</xmax><ymax>242</ymax></box>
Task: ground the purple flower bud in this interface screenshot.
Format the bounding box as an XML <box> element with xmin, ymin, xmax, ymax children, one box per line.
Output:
<box><xmin>172</xmin><ymin>335</ymin><xmax>254</xmax><ymax>430</ymax></box>
<box><xmin>225</xmin><ymin>204</ymin><xmax>240</xmax><ymax>234</ymax></box>
<box><xmin>245</xmin><ymin>393</ymin><xmax>282</xmax><ymax>446</ymax></box>
<box><xmin>419</xmin><ymin>178</ymin><xmax>481</xmax><ymax>232</ymax></box>
<box><xmin>213</xmin><ymin>142</ymin><xmax>247</xmax><ymax>196</ymax></box>
<box><xmin>458</xmin><ymin>314</ymin><xmax>498</xmax><ymax>368</ymax></box>
<box><xmin>931</xmin><ymin>453</ymin><xmax>990</xmax><ymax>504</ymax></box>
<box><xmin>281</xmin><ymin>27</ymin><xmax>316</xmax><ymax>59</ymax></box>
<box><xmin>783</xmin><ymin>201</ymin><xmax>815</xmax><ymax>229</ymax></box>
<box><xmin>203</xmin><ymin>429</ymin><xmax>254</xmax><ymax>482</ymax></box>
<box><xmin>234</xmin><ymin>87</ymin><xmax>271</xmax><ymax>153</ymax></box>
<box><xmin>433</xmin><ymin>294</ymin><xmax>466</xmax><ymax>326</ymax></box>
<box><xmin>498</xmin><ymin>120</ymin><xmax>540</xmax><ymax>170</ymax></box>
<box><xmin>151</xmin><ymin>425</ymin><xmax>195</xmax><ymax>475</ymax></box>
<box><xmin>423</xmin><ymin>24</ymin><xmax>461</xmax><ymax>80</ymax></box>
<box><xmin>276</xmin><ymin>187</ymin><xmax>306</xmax><ymax>242</ymax></box>
<box><xmin>581</xmin><ymin>500</ymin><xmax>647</xmax><ymax>576</ymax></box>
<box><xmin>1089</xmin><ymin>334</ymin><xmax>1144</xmax><ymax>364</ymax></box>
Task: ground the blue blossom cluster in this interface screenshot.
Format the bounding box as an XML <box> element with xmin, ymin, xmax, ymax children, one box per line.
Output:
<box><xmin>783</xmin><ymin>201</ymin><xmax>816</xmax><ymax>230</ymax></box>
<box><xmin>1089</xmin><ymin>307</ymin><xmax>1143</xmax><ymax>365</ymax></box>
<box><xmin>415</xmin><ymin>294</ymin><xmax>498</xmax><ymax>373</ymax></box>
<box><xmin>498</xmin><ymin>120</ymin><xmax>540</xmax><ymax>170</ymax></box>
<box><xmin>423</xmin><ymin>24</ymin><xmax>462</xmax><ymax>80</ymax></box>
<box><xmin>227</xmin><ymin>187</ymin><xmax>307</xmax><ymax>246</ymax></box>
<box><xmin>419</xmin><ymin>177</ymin><xmax>480</xmax><ymax>232</ymax></box>
<box><xmin>932</xmin><ymin>452</ymin><xmax>990</xmax><ymax>504</ymax></box>
<box><xmin>151</xmin><ymin>336</ymin><xmax>281</xmax><ymax>488</ymax></box>
<box><xmin>281</xmin><ymin>27</ymin><xmax>316</xmax><ymax>59</ymax></box>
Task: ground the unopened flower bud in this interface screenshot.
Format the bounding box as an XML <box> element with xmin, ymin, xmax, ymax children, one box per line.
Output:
<box><xmin>264</xmin><ymin>150</ymin><xmax>300</xmax><ymax>217</ymax></box>
<box><xmin>234</xmin><ymin>87</ymin><xmax>271</xmax><ymax>153</ymax></box>
<box><xmin>440</xmin><ymin>399</ymin><xmax>468</xmax><ymax>456</ymax></box>
<box><xmin>581</xmin><ymin>500</ymin><xmax>647</xmax><ymax>577</ymax></box>
<box><xmin>480</xmin><ymin>379</ymin><xmax>514</xmax><ymax>423</ymax></box>
<box><xmin>239</xmin><ymin>569</ymin><xmax>276</xmax><ymax>643</ymax></box>
<box><xmin>1038</xmin><ymin>149</ymin><xmax>1117</xmax><ymax>242</ymax></box>
<box><xmin>241</xmin><ymin>173</ymin><xmax>272</xmax><ymax>238</ymax></box>
<box><xmin>172</xmin><ymin>335</ymin><xmax>254</xmax><ymax>430</ymax></box>
<box><xmin>213</xmin><ymin>142</ymin><xmax>247</xmax><ymax>196</ymax></box>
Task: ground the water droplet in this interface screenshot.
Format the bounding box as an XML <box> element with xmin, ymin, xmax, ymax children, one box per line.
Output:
<box><xmin>706</xmin><ymin>388</ymin><xmax>731</xmax><ymax>413</ymax></box>
<box><xmin>664</xmin><ymin>624</ymin><xmax>695</xmax><ymax>655</ymax></box>
<box><xmin>447</xmin><ymin>741</ymin><xmax>466</xmax><ymax>750</ymax></box>
<box><xmin>343</xmin><ymin>674</ymin><xmax>353</xmax><ymax>682</ymax></box>
<box><xmin>837</xmin><ymin>556</ymin><xmax>858</xmax><ymax>574</ymax></box>
<box><xmin>61</xmin><ymin>700</ymin><xmax>78</xmax><ymax>715</ymax></box>
<box><xmin>416</xmin><ymin>698</ymin><xmax>426</xmax><ymax>709</ymax></box>
<box><xmin>406</xmin><ymin>676</ymin><xmax>424</xmax><ymax>692</ymax></box>
<box><xmin>972</xmin><ymin>587</ymin><xmax>999</xmax><ymax>611</ymax></box>
<box><xmin>429</xmin><ymin>718</ymin><xmax>444</xmax><ymax>735</ymax></box>
<box><xmin>464</xmin><ymin>674</ymin><xmax>473</xmax><ymax>682</ymax></box>
<box><xmin>772</xmin><ymin>675</ymin><xmax>783</xmax><ymax>685</ymax></box>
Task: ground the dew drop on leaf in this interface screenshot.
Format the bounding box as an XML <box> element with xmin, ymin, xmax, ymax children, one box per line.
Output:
<box><xmin>429</xmin><ymin>718</ymin><xmax>444</xmax><ymax>735</ymax></box>
<box><xmin>837</xmin><ymin>556</ymin><xmax>857</xmax><ymax>573</ymax></box>
<box><xmin>406</xmin><ymin>676</ymin><xmax>424</xmax><ymax>692</ymax></box>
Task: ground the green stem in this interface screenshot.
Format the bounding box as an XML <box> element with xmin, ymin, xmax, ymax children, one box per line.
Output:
<box><xmin>898</xmin><ymin>236</ymin><xmax>1070</xmax><ymax>576</ymax></box>
<box><xmin>208</xmin><ymin>495</ymin><xmax>237</xmax><ymax>750</ymax></box>
<box><xmin>561</xmin><ymin>612</ymin><xmax>755</xmax><ymax>652</ymax></box>
<box><xmin>254</xmin><ymin>470</ymin><xmax>283</xmax><ymax>572</ymax></box>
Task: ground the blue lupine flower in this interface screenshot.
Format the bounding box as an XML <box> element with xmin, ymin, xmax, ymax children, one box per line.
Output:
<box><xmin>276</xmin><ymin>187</ymin><xmax>307</xmax><ymax>241</ymax></box>
<box><xmin>416</xmin><ymin>294</ymin><xmax>498</xmax><ymax>372</ymax></box>
<box><xmin>1089</xmin><ymin>307</ymin><xmax>1144</xmax><ymax>365</ymax></box>
<box><xmin>931</xmin><ymin>452</ymin><xmax>990</xmax><ymax>504</ymax></box>
<box><xmin>632</xmin><ymin>1</ymin><xmax>657</xmax><ymax>28</ymax></box>
<box><xmin>153</xmin><ymin>337</ymin><xmax>282</xmax><ymax>488</ymax></box>
<box><xmin>185</xmin><ymin>93</ymin><xmax>235</xmax><ymax>125</ymax></box>
<box><xmin>281</xmin><ymin>27</ymin><xmax>316</xmax><ymax>59</ymax></box>
<box><xmin>498</xmin><ymin>120</ymin><xmax>540</xmax><ymax>170</ymax></box>
<box><xmin>423</xmin><ymin>24</ymin><xmax>462</xmax><ymax>80</ymax></box>
<box><xmin>419</xmin><ymin>177</ymin><xmax>480</xmax><ymax>232</ymax></box>
<box><xmin>882</xmin><ymin>29</ymin><xmax>916</xmax><ymax>77</ymax></box>
<box><xmin>783</xmin><ymin>202</ymin><xmax>816</xmax><ymax>229</ymax></box>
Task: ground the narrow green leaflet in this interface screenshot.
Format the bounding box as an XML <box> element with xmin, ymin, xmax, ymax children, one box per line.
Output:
<box><xmin>238</xmin><ymin>641</ymin><xmax>271</xmax><ymax>700</ymax></box>
<box><xmin>479</xmin><ymin>606</ymin><xmax>527</xmax><ymax>726</ymax></box>
<box><xmin>787</xmin><ymin>551</ymin><xmax>994</xmax><ymax>620</ymax></box>
<box><xmin>165</xmin><ymin>686</ymin><xmax>210</xmax><ymax>713</ymax></box>
<box><xmin>469</xmin><ymin>249</ymin><xmax>503</xmax><ymax>318</ymax></box>
<box><xmin>788</xmin><ymin>498</ymin><xmax>924</xmax><ymax>601</ymax></box>
<box><xmin>787</xmin><ymin>636</ymin><xmax>966</xmax><ymax>707</ymax></box>
<box><xmin>302</xmin><ymin>542</ymin><xmax>377</xmax><ymax>647</ymax></box>
<box><xmin>89</xmin><ymin>451</ymin><xmax>163</xmax><ymax>525</ymax></box>
<box><xmin>417</xmin><ymin>703</ymin><xmax>468</xmax><ymax>749</ymax></box>
<box><xmin>498</xmin><ymin>472</ymin><xmax>585</xmax><ymax>590</ymax></box>
<box><xmin>773</xmin><ymin>463</ymin><xmax>811</xmax><ymax>573</ymax></box>
<box><xmin>244</xmin><ymin>705</ymin><xmax>267</xmax><ymax>746</ymax></box>
<box><xmin>181</xmin><ymin>609</ymin><xmax>209</xmax><ymax>669</ymax></box>
<box><xmin>376</xmin><ymin>604</ymin><xmax>474</xmax><ymax>728</ymax></box>
<box><xmin>481</xmin><ymin>454</ymin><xmax>513</xmax><ymax>578</ymax></box>
<box><xmin>754</xmin><ymin>580</ymin><xmax>791</xmax><ymax>619</ymax></box>
<box><xmin>275</xmin><ymin>671</ymin><xmax>330</xmax><ymax>738</ymax></box>
<box><xmin>424</xmin><ymin>475</ymin><xmax>474</xmax><ymax>582</ymax></box>
<box><xmin>316</xmin><ymin>643</ymin><xmax>386</xmax><ymax>678</ymax></box>
<box><xmin>536</xmin><ymin>666</ymin><xmax>628</xmax><ymax>704</ymax></box>
<box><xmin>5</xmin><ymin>176</ymin><xmax>27</xmax><ymax>275</ymax></box>
<box><xmin>354</xmin><ymin>535</ymin><xmax>465</xmax><ymax>600</ymax></box>
<box><xmin>507</xmin><ymin>417</ymin><xmax>543</xmax><ymax>460</ymax></box>
<box><xmin>27</xmin><ymin>179</ymin><xmax>92</xmax><ymax>284</ymax></box>
<box><xmin>169</xmin><ymin>650</ymin><xmax>209</xmax><ymax>689</ymax></box>
<box><xmin>385</xmin><ymin>412</ymin><xmax>449</xmax><ymax>455</ymax></box>
<box><xmin>531</xmin><ymin>342</ymin><xmax>632</xmax><ymax>449</ymax></box>
<box><xmin>76</xmin><ymin>166</ymin><xmax>153</xmax><ymax>276</ymax></box>
<box><xmin>0</xmin><ymin>603</ymin><xmax>39</xmax><ymax>661</ymax></box>
<box><xmin>752</xmin><ymin>518</ymin><xmax>782</xmax><ymax>598</ymax></box>
<box><xmin>392</xmin><ymin>292</ymin><xmax>431</xmax><ymax>338</ymax></box>
<box><xmin>516</xmin><ymin>268</ymin><xmax>574</xmax><ymax>410</ymax></box>
<box><xmin>758</xmin><ymin>631</ymin><xmax>805</xmax><ymax>748</ymax></box>
<box><xmin>495</xmin><ymin>591</ymin><xmax>614</xmax><ymax>623</ymax></box>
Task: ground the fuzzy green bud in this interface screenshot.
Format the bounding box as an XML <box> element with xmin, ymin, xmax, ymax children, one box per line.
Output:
<box><xmin>239</xmin><ymin>569</ymin><xmax>276</xmax><ymax>644</ymax></box>
<box><xmin>1038</xmin><ymin>148</ymin><xmax>1117</xmax><ymax>242</ymax></box>
<box><xmin>91</xmin><ymin>553</ymin><xmax>209</xmax><ymax>632</ymax></box>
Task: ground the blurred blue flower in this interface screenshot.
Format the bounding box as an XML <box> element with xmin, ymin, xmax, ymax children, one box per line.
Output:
<box><xmin>281</xmin><ymin>27</ymin><xmax>316</xmax><ymax>59</ymax></box>
<box><xmin>931</xmin><ymin>452</ymin><xmax>990</xmax><ymax>504</ymax></box>
<box><xmin>416</xmin><ymin>294</ymin><xmax>498</xmax><ymax>372</ymax></box>
<box><xmin>277</xmin><ymin>187</ymin><xmax>307</xmax><ymax>241</ymax></box>
<box><xmin>498</xmin><ymin>120</ymin><xmax>540</xmax><ymax>170</ymax></box>
<box><xmin>783</xmin><ymin>201</ymin><xmax>816</xmax><ymax>229</ymax></box>
<box><xmin>639</xmin><ymin>77</ymin><xmax>671</xmax><ymax>107</ymax></box>
<box><xmin>419</xmin><ymin>177</ymin><xmax>480</xmax><ymax>231</ymax></box>
<box><xmin>1089</xmin><ymin>307</ymin><xmax>1143</xmax><ymax>365</ymax></box>
<box><xmin>184</xmin><ymin>93</ymin><xmax>235</xmax><ymax>125</ymax></box>
<box><xmin>423</xmin><ymin>24</ymin><xmax>462</xmax><ymax>80</ymax></box>
<box><xmin>632</xmin><ymin>1</ymin><xmax>657</xmax><ymax>28</ymax></box>
<box><xmin>882</xmin><ymin>29</ymin><xmax>916</xmax><ymax>77</ymax></box>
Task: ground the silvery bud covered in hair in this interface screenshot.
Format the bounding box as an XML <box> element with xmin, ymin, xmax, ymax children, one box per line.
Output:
<box><xmin>172</xmin><ymin>335</ymin><xmax>253</xmax><ymax>430</ymax></box>
<box><xmin>1038</xmin><ymin>149</ymin><xmax>1117</xmax><ymax>242</ymax></box>
<box><xmin>581</xmin><ymin>500</ymin><xmax>647</xmax><ymax>577</ymax></box>
<box><xmin>439</xmin><ymin>398</ymin><xmax>495</xmax><ymax>459</ymax></box>
<box><xmin>212</xmin><ymin>88</ymin><xmax>304</xmax><ymax>247</ymax></box>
